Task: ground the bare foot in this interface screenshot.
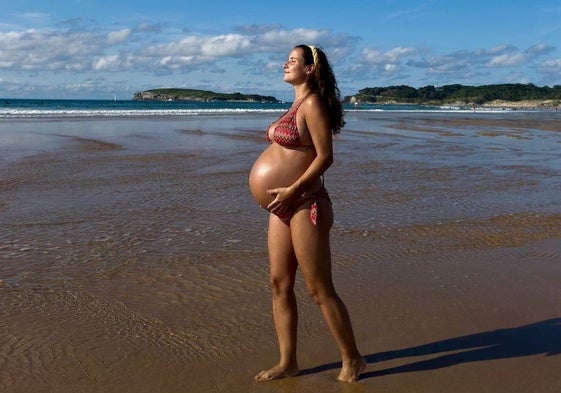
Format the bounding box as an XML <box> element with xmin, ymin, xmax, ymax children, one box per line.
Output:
<box><xmin>254</xmin><ymin>364</ymin><xmax>299</xmax><ymax>382</ymax></box>
<box><xmin>337</xmin><ymin>356</ymin><xmax>366</xmax><ymax>382</ymax></box>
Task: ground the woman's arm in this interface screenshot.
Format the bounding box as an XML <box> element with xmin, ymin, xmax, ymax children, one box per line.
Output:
<box><xmin>289</xmin><ymin>95</ymin><xmax>333</xmax><ymax>194</ymax></box>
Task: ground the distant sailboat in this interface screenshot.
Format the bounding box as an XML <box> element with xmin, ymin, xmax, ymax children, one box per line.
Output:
<box><xmin>113</xmin><ymin>95</ymin><xmax>117</xmax><ymax>102</ymax></box>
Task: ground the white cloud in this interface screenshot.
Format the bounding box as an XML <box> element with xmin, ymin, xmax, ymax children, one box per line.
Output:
<box><xmin>0</xmin><ymin>29</ymin><xmax>104</xmax><ymax>71</ymax></box>
<box><xmin>134</xmin><ymin>23</ymin><xmax>163</xmax><ymax>33</ymax></box>
<box><xmin>357</xmin><ymin>46</ymin><xmax>420</xmax><ymax>77</ymax></box>
<box><xmin>200</xmin><ymin>34</ymin><xmax>251</xmax><ymax>56</ymax></box>
<box><xmin>106</xmin><ymin>28</ymin><xmax>131</xmax><ymax>45</ymax></box>
<box><xmin>526</xmin><ymin>43</ymin><xmax>556</xmax><ymax>56</ymax></box>
<box><xmin>263</xmin><ymin>60</ymin><xmax>280</xmax><ymax>73</ymax></box>
<box><xmin>361</xmin><ymin>46</ymin><xmax>417</xmax><ymax>65</ymax></box>
<box><xmin>257</xmin><ymin>28</ymin><xmax>336</xmax><ymax>50</ymax></box>
<box><xmin>385</xmin><ymin>47</ymin><xmax>418</xmax><ymax>62</ymax></box>
<box><xmin>65</xmin><ymin>79</ymin><xmax>98</xmax><ymax>91</ymax></box>
<box><xmin>488</xmin><ymin>53</ymin><xmax>527</xmax><ymax>67</ymax></box>
<box><xmin>539</xmin><ymin>58</ymin><xmax>561</xmax><ymax>75</ymax></box>
<box><xmin>384</xmin><ymin>64</ymin><xmax>396</xmax><ymax>72</ymax></box>
<box><xmin>159</xmin><ymin>55</ymin><xmax>199</xmax><ymax>69</ymax></box>
<box><xmin>483</xmin><ymin>45</ymin><xmax>518</xmax><ymax>56</ymax></box>
<box><xmin>92</xmin><ymin>55</ymin><xmax>121</xmax><ymax>71</ymax></box>
<box><xmin>407</xmin><ymin>45</ymin><xmax>535</xmax><ymax>76</ymax></box>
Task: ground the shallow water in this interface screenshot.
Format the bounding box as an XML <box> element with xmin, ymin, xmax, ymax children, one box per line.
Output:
<box><xmin>1</xmin><ymin>112</ymin><xmax>560</xmax><ymax>392</ymax></box>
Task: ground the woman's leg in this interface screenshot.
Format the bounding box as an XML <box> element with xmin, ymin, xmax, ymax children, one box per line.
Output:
<box><xmin>255</xmin><ymin>214</ymin><xmax>300</xmax><ymax>382</ymax></box>
<box><xmin>290</xmin><ymin>199</ymin><xmax>365</xmax><ymax>382</ymax></box>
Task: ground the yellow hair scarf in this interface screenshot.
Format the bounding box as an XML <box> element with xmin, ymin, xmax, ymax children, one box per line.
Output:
<box><xmin>308</xmin><ymin>45</ymin><xmax>319</xmax><ymax>66</ymax></box>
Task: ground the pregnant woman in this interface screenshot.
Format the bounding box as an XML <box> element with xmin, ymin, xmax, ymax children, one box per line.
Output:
<box><xmin>249</xmin><ymin>45</ymin><xmax>365</xmax><ymax>383</ymax></box>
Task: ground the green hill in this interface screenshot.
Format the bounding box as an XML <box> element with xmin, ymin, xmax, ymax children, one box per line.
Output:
<box><xmin>345</xmin><ymin>83</ymin><xmax>561</xmax><ymax>106</ymax></box>
<box><xmin>133</xmin><ymin>88</ymin><xmax>280</xmax><ymax>103</ymax></box>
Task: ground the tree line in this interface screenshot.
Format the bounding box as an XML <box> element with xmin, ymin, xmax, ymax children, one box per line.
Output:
<box><xmin>345</xmin><ymin>83</ymin><xmax>561</xmax><ymax>105</ymax></box>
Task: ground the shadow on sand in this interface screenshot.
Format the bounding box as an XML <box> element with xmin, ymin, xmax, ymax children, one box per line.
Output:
<box><xmin>300</xmin><ymin>318</ymin><xmax>561</xmax><ymax>380</ymax></box>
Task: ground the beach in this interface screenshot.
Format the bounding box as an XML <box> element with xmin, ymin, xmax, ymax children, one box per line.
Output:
<box><xmin>1</xmin><ymin>110</ymin><xmax>561</xmax><ymax>392</ymax></box>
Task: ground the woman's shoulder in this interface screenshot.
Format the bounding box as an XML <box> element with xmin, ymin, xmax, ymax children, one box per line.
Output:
<box><xmin>301</xmin><ymin>93</ymin><xmax>327</xmax><ymax>116</ymax></box>
<box><xmin>303</xmin><ymin>92</ymin><xmax>322</xmax><ymax>105</ymax></box>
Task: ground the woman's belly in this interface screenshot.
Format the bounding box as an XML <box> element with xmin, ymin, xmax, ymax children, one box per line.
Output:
<box><xmin>249</xmin><ymin>145</ymin><xmax>312</xmax><ymax>210</ymax></box>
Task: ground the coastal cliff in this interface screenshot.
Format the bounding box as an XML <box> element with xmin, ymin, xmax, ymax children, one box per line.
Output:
<box><xmin>133</xmin><ymin>88</ymin><xmax>280</xmax><ymax>103</ymax></box>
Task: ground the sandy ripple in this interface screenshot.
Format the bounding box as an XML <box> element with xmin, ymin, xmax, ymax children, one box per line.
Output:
<box><xmin>0</xmin><ymin>289</ymin><xmax>195</xmax><ymax>390</ymax></box>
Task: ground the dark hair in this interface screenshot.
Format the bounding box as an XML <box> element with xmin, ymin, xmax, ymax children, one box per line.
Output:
<box><xmin>295</xmin><ymin>44</ymin><xmax>345</xmax><ymax>134</ymax></box>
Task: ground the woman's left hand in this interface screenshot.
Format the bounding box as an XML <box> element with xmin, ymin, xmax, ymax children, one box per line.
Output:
<box><xmin>266</xmin><ymin>187</ymin><xmax>297</xmax><ymax>214</ymax></box>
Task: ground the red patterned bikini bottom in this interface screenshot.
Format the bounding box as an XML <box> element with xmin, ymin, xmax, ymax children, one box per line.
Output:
<box><xmin>274</xmin><ymin>187</ymin><xmax>331</xmax><ymax>226</ymax></box>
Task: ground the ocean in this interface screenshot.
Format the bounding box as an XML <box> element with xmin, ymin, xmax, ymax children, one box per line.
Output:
<box><xmin>1</xmin><ymin>98</ymin><xmax>484</xmax><ymax>119</ymax></box>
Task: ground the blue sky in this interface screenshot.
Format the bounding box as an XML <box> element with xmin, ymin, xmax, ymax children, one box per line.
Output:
<box><xmin>1</xmin><ymin>0</ymin><xmax>560</xmax><ymax>100</ymax></box>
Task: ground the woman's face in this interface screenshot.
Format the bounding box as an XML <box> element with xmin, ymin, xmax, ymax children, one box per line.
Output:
<box><xmin>282</xmin><ymin>48</ymin><xmax>309</xmax><ymax>85</ymax></box>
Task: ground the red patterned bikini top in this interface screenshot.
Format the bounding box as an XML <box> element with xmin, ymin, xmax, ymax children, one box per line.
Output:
<box><xmin>266</xmin><ymin>94</ymin><xmax>313</xmax><ymax>149</ymax></box>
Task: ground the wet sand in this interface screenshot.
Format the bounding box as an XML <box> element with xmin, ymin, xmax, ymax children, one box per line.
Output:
<box><xmin>1</xmin><ymin>112</ymin><xmax>561</xmax><ymax>392</ymax></box>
